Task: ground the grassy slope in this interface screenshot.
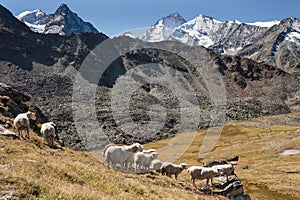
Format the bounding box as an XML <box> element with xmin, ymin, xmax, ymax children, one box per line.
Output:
<box><xmin>145</xmin><ymin>113</ymin><xmax>300</xmax><ymax>200</ymax></box>
<box><xmin>0</xmin><ymin>132</ymin><xmax>226</xmax><ymax>200</ymax></box>
<box><xmin>1</xmin><ymin>113</ymin><xmax>300</xmax><ymax>200</ymax></box>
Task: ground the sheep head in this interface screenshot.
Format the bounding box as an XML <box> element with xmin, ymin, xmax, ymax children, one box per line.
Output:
<box><xmin>27</xmin><ymin>111</ymin><xmax>36</xmax><ymax>120</ymax></box>
<box><xmin>130</xmin><ymin>143</ymin><xmax>143</xmax><ymax>153</ymax></box>
<box><xmin>180</xmin><ymin>163</ymin><xmax>187</xmax><ymax>169</ymax></box>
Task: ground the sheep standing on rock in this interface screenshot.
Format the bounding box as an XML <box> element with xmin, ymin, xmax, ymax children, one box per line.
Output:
<box><xmin>40</xmin><ymin>122</ymin><xmax>56</xmax><ymax>147</ymax></box>
<box><xmin>212</xmin><ymin>163</ymin><xmax>236</xmax><ymax>181</ymax></box>
<box><xmin>187</xmin><ymin>166</ymin><xmax>219</xmax><ymax>189</ymax></box>
<box><xmin>134</xmin><ymin>151</ymin><xmax>158</xmax><ymax>173</ymax></box>
<box><xmin>161</xmin><ymin>162</ymin><xmax>187</xmax><ymax>181</ymax></box>
<box><xmin>13</xmin><ymin>111</ymin><xmax>36</xmax><ymax>139</ymax></box>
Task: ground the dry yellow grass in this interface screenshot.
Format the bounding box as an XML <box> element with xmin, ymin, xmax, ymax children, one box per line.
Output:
<box><xmin>1</xmin><ymin>113</ymin><xmax>300</xmax><ymax>199</ymax></box>
<box><xmin>145</xmin><ymin>113</ymin><xmax>300</xmax><ymax>200</ymax></box>
<box><xmin>0</xmin><ymin>131</ymin><xmax>226</xmax><ymax>200</ymax></box>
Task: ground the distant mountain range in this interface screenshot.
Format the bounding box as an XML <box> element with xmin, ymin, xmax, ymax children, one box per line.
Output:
<box><xmin>15</xmin><ymin>5</ymin><xmax>300</xmax><ymax>74</ymax></box>
<box><xmin>142</xmin><ymin>13</ymin><xmax>300</xmax><ymax>73</ymax></box>
<box><xmin>16</xmin><ymin>4</ymin><xmax>98</xmax><ymax>35</ymax></box>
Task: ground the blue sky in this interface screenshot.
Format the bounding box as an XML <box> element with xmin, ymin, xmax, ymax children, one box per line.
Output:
<box><xmin>1</xmin><ymin>0</ymin><xmax>300</xmax><ymax>36</ymax></box>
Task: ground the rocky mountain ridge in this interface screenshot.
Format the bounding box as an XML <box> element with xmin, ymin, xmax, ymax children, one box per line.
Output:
<box><xmin>16</xmin><ymin>4</ymin><xmax>98</xmax><ymax>35</ymax></box>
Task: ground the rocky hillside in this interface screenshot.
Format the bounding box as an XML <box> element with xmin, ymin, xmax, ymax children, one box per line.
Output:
<box><xmin>0</xmin><ymin>83</ymin><xmax>47</xmax><ymax>133</ymax></box>
<box><xmin>1</xmin><ymin>4</ymin><xmax>300</xmax><ymax>150</ymax></box>
<box><xmin>16</xmin><ymin>4</ymin><xmax>99</xmax><ymax>35</ymax></box>
<box><xmin>237</xmin><ymin>17</ymin><xmax>300</xmax><ymax>74</ymax></box>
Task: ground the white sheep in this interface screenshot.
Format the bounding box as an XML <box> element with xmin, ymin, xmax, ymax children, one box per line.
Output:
<box><xmin>13</xmin><ymin>111</ymin><xmax>36</xmax><ymax>139</ymax></box>
<box><xmin>40</xmin><ymin>122</ymin><xmax>56</xmax><ymax>147</ymax></box>
<box><xmin>187</xmin><ymin>166</ymin><xmax>219</xmax><ymax>188</ymax></box>
<box><xmin>134</xmin><ymin>151</ymin><xmax>158</xmax><ymax>173</ymax></box>
<box><xmin>125</xmin><ymin>148</ymin><xmax>157</xmax><ymax>171</ymax></box>
<box><xmin>212</xmin><ymin>163</ymin><xmax>236</xmax><ymax>181</ymax></box>
<box><xmin>161</xmin><ymin>162</ymin><xmax>187</xmax><ymax>181</ymax></box>
<box><xmin>103</xmin><ymin>143</ymin><xmax>143</xmax><ymax>171</ymax></box>
<box><xmin>149</xmin><ymin>159</ymin><xmax>163</xmax><ymax>172</ymax></box>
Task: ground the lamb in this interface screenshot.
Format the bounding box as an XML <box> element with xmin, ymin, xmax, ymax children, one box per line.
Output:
<box><xmin>103</xmin><ymin>143</ymin><xmax>143</xmax><ymax>171</ymax></box>
<box><xmin>212</xmin><ymin>163</ymin><xmax>236</xmax><ymax>181</ymax></box>
<box><xmin>134</xmin><ymin>151</ymin><xmax>158</xmax><ymax>173</ymax></box>
<box><xmin>187</xmin><ymin>166</ymin><xmax>219</xmax><ymax>188</ymax></box>
<box><xmin>40</xmin><ymin>122</ymin><xmax>56</xmax><ymax>147</ymax></box>
<box><xmin>149</xmin><ymin>159</ymin><xmax>163</xmax><ymax>172</ymax></box>
<box><xmin>13</xmin><ymin>111</ymin><xmax>36</xmax><ymax>139</ymax></box>
<box><xmin>161</xmin><ymin>162</ymin><xmax>187</xmax><ymax>181</ymax></box>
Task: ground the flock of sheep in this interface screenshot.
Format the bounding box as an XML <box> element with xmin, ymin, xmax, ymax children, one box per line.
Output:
<box><xmin>102</xmin><ymin>143</ymin><xmax>237</xmax><ymax>189</ymax></box>
<box><xmin>13</xmin><ymin>111</ymin><xmax>57</xmax><ymax>147</ymax></box>
<box><xmin>13</xmin><ymin>111</ymin><xmax>237</xmax><ymax>189</ymax></box>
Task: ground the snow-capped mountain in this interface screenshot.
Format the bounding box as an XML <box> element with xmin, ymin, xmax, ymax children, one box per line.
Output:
<box><xmin>144</xmin><ymin>13</ymin><xmax>269</xmax><ymax>54</ymax></box>
<box><xmin>237</xmin><ymin>17</ymin><xmax>300</xmax><ymax>73</ymax></box>
<box><xmin>142</xmin><ymin>12</ymin><xmax>186</xmax><ymax>42</ymax></box>
<box><xmin>142</xmin><ymin>13</ymin><xmax>300</xmax><ymax>73</ymax></box>
<box><xmin>16</xmin><ymin>4</ymin><xmax>98</xmax><ymax>35</ymax></box>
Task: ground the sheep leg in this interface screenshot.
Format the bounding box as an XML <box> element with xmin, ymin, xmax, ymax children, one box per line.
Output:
<box><xmin>18</xmin><ymin>129</ymin><xmax>21</xmax><ymax>139</ymax></box>
<box><xmin>191</xmin><ymin>177</ymin><xmax>197</xmax><ymax>189</ymax></box>
<box><xmin>26</xmin><ymin>127</ymin><xmax>29</xmax><ymax>140</ymax></box>
<box><xmin>206</xmin><ymin>178</ymin><xmax>209</xmax><ymax>188</ymax></box>
<box><xmin>106</xmin><ymin>159</ymin><xmax>110</xmax><ymax>169</ymax></box>
<box><xmin>49</xmin><ymin>137</ymin><xmax>54</xmax><ymax>147</ymax></box>
<box><xmin>135</xmin><ymin>164</ymin><xmax>139</xmax><ymax>173</ymax></box>
<box><xmin>175</xmin><ymin>174</ymin><xmax>178</xmax><ymax>181</ymax></box>
<box><xmin>210</xmin><ymin>177</ymin><xmax>214</xmax><ymax>186</ymax></box>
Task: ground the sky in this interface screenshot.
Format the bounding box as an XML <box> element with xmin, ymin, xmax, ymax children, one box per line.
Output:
<box><xmin>1</xmin><ymin>0</ymin><xmax>300</xmax><ymax>37</ymax></box>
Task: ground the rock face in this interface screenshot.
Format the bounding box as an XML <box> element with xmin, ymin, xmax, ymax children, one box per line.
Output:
<box><xmin>1</xmin><ymin>4</ymin><xmax>300</xmax><ymax>150</ymax></box>
<box><xmin>237</xmin><ymin>17</ymin><xmax>300</xmax><ymax>74</ymax></box>
<box><xmin>0</xmin><ymin>83</ymin><xmax>47</xmax><ymax>133</ymax></box>
<box><xmin>16</xmin><ymin>4</ymin><xmax>99</xmax><ymax>35</ymax></box>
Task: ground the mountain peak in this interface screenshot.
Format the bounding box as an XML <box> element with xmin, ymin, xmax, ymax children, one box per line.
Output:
<box><xmin>142</xmin><ymin>12</ymin><xmax>186</xmax><ymax>42</ymax></box>
<box><xmin>55</xmin><ymin>4</ymin><xmax>72</xmax><ymax>15</ymax></box>
<box><xmin>16</xmin><ymin>4</ymin><xmax>98</xmax><ymax>35</ymax></box>
<box><xmin>155</xmin><ymin>12</ymin><xmax>186</xmax><ymax>26</ymax></box>
<box><xmin>193</xmin><ymin>13</ymin><xmax>221</xmax><ymax>23</ymax></box>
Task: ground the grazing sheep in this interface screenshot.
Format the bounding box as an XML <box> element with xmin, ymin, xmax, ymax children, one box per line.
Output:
<box><xmin>161</xmin><ymin>162</ymin><xmax>187</xmax><ymax>181</ymax></box>
<box><xmin>187</xmin><ymin>166</ymin><xmax>219</xmax><ymax>188</ymax></box>
<box><xmin>103</xmin><ymin>143</ymin><xmax>143</xmax><ymax>171</ymax></box>
<box><xmin>13</xmin><ymin>111</ymin><xmax>36</xmax><ymax>139</ymax></box>
<box><xmin>134</xmin><ymin>151</ymin><xmax>158</xmax><ymax>173</ymax></box>
<box><xmin>40</xmin><ymin>122</ymin><xmax>56</xmax><ymax>147</ymax></box>
<box><xmin>149</xmin><ymin>159</ymin><xmax>163</xmax><ymax>172</ymax></box>
<box><xmin>212</xmin><ymin>163</ymin><xmax>236</xmax><ymax>181</ymax></box>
